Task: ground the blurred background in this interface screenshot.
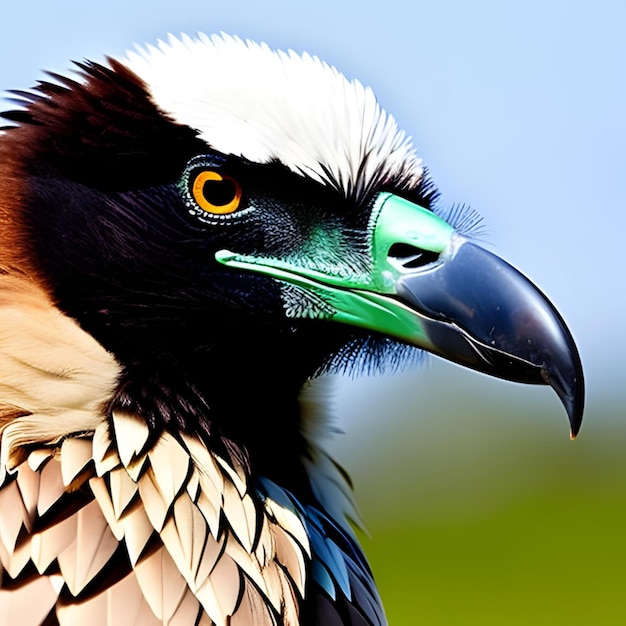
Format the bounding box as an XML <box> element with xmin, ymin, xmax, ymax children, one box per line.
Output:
<box><xmin>1</xmin><ymin>1</ymin><xmax>624</xmax><ymax>623</ymax></box>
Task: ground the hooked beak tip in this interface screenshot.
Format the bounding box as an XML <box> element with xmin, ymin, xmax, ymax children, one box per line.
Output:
<box><xmin>544</xmin><ymin>365</ymin><xmax>584</xmax><ymax>439</ymax></box>
<box><xmin>568</xmin><ymin>398</ymin><xmax>584</xmax><ymax>440</ymax></box>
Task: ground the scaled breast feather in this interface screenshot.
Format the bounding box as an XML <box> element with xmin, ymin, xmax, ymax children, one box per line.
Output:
<box><xmin>0</xmin><ymin>276</ymin><xmax>311</xmax><ymax>625</ymax></box>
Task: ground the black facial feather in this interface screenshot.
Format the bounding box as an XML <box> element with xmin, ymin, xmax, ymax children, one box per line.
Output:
<box><xmin>2</xmin><ymin>59</ymin><xmax>205</xmax><ymax>189</ymax></box>
<box><xmin>2</xmin><ymin>56</ymin><xmax>432</xmax><ymax>493</ymax></box>
<box><xmin>387</xmin><ymin>165</ymin><xmax>441</xmax><ymax>210</ymax></box>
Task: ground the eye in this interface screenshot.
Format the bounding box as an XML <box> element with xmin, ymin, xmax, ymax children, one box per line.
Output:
<box><xmin>191</xmin><ymin>170</ymin><xmax>242</xmax><ymax>215</ymax></box>
<box><xmin>179</xmin><ymin>155</ymin><xmax>252</xmax><ymax>224</ymax></box>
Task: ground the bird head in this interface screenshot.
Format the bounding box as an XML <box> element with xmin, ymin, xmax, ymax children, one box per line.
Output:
<box><xmin>0</xmin><ymin>33</ymin><xmax>584</xmax><ymax>450</ymax></box>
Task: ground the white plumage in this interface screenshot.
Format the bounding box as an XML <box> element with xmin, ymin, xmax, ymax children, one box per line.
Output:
<box><xmin>125</xmin><ymin>33</ymin><xmax>423</xmax><ymax>200</ymax></box>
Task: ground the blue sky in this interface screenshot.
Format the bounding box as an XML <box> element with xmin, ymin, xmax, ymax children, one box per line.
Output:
<box><xmin>1</xmin><ymin>1</ymin><xmax>624</xmax><ymax>430</ymax></box>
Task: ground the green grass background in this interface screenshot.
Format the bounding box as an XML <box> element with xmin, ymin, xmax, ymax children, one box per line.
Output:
<box><xmin>333</xmin><ymin>362</ymin><xmax>625</xmax><ymax>624</ymax></box>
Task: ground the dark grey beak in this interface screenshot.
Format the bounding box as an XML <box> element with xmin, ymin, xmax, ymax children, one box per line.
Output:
<box><xmin>396</xmin><ymin>239</ymin><xmax>584</xmax><ymax>437</ymax></box>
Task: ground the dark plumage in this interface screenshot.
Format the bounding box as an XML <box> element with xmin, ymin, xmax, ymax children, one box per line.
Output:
<box><xmin>0</xmin><ymin>33</ymin><xmax>584</xmax><ymax>625</ymax></box>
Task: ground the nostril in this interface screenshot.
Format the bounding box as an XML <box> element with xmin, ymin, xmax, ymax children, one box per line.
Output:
<box><xmin>388</xmin><ymin>243</ymin><xmax>440</xmax><ymax>269</ymax></box>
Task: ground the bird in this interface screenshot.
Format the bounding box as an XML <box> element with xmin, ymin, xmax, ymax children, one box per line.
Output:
<box><xmin>0</xmin><ymin>32</ymin><xmax>584</xmax><ymax>625</ymax></box>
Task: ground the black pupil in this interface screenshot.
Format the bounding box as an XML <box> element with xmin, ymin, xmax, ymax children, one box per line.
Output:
<box><xmin>202</xmin><ymin>178</ymin><xmax>236</xmax><ymax>206</ymax></box>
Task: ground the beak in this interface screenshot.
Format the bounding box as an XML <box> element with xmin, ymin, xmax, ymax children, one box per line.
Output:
<box><xmin>216</xmin><ymin>192</ymin><xmax>585</xmax><ymax>436</ymax></box>
<box><xmin>395</xmin><ymin>237</ymin><xmax>584</xmax><ymax>437</ymax></box>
